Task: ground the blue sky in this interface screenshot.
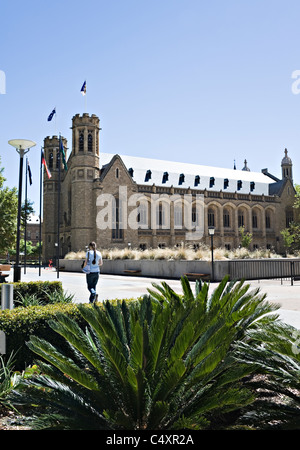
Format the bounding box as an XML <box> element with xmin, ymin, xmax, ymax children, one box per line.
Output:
<box><xmin>1</xmin><ymin>0</ymin><xmax>300</xmax><ymax>212</ymax></box>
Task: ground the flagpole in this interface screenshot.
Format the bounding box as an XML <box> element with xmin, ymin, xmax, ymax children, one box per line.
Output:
<box><xmin>39</xmin><ymin>148</ymin><xmax>43</xmax><ymax>276</ymax></box>
<box><xmin>57</xmin><ymin>139</ymin><xmax>61</xmax><ymax>279</ymax></box>
<box><xmin>24</xmin><ymin>157</ymin><xmax>28</xmax><ymax>274</ymax></box>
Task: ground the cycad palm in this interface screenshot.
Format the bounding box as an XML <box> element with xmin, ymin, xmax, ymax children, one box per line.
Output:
<box><xmin>234</xmin><ymin>320</ymin><xmax>300</xmax><ymax>429</ymax></box>
<box><xmin>11</xmin><ymin>276</ymin><xmax>280</xmax><ymax>430</ymax></box>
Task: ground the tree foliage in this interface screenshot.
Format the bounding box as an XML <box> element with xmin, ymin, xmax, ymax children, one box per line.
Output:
<box><xmin>239</xmin><ymin>226</ymin><xmax>252</xmax><ymax>248</ymax></box>
<box><xmin>0</xmin><ymin>158</ymin><xmax>18</xmax><ymax>254</ymax></box>
<box><xmin>280</xmin><ymin>184</ymin><xmax>300</xmax><ymax>253</ymax></box>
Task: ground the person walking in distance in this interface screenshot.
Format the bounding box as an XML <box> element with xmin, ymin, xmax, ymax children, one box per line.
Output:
<box><xmin>83</xmin><ymin>241</ymin><xmax>103</xmax><ymax>303</ymax></box>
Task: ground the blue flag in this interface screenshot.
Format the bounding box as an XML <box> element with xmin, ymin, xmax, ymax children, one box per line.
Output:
<box><xmin>80</xmin><ymin>80</ymin><xmax>86</xmax><ymax>95</ymax></box>
<box><xmin>47</xmin><ymin>108</ymin><xmax>56</xmax><ymax>121</ymax></box>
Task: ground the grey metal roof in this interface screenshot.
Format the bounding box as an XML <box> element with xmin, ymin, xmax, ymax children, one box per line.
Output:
<box><xmin>99</xmin><ymin>153</ymin><xmax>274</xmax><ymax>196</ymax></box>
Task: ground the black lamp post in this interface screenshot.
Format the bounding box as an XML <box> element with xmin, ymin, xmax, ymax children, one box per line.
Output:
<box><xmin>8</xmin><ymin>139</ymin><xmax>36</xmax><ymax>282</ymax></box>
<box><xmin>208</xmin><ymin>226</ymin><xmax>215</xmax><ymax>282</ymax></box>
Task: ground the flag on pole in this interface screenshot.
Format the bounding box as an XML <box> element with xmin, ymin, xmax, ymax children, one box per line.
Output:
<box><xmin>59</xmin><ymin>135</ymin><xmax>68</xmax><ymax>171</ymax></box>
<box><xmin>80</xmin><ymin>80</ymin><xmax>86</xmax><ymax>95</ymax></box>
<box><xmin>27</xmin><ymin>159</ymin><xmax>32</xmax><ymax>185</ymax></box>
<box><xmin>47</xmin><ymin>108</ymin><xmax>56</xmax><ymax>121</ymax></box>
<box><xmin>41</xmin><ymin>148</ymin><xmax>52</xmax><ymax>179</ymax></box>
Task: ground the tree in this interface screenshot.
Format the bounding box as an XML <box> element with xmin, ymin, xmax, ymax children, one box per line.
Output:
<box><xmin>292</xmin><ymin>184</ymin><xmax>300</xmax><ymax>211</ymax></box>
<box><xmin>280</xmin><ymin>184</ymin><xmax>300</xmax><ymax>253</ymax></box>
<box><xmin>21</xmin><ymin>199</ymin><xmax>35</xmax><ymax>229</ymax></box>
<box><xmin>239</xmin><ymin>226</ymin><xmax>252</xmax><ymax>248</ymax></box>
<box><xmin>10</xmin><ymin>276</ymin><xmax>280</xmax><ymax>430</ymax></box>
<box><xmin>9</xmin><ymin>239</ymin><xmax>35</xmax><ymax>257</ymax></box>
<box><xmin>0</xmin><ymin>158</ymin><xmax>18</xmax><ymax>254</ymax></box>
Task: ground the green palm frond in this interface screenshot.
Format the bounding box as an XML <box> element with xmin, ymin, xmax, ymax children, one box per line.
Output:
<box><xmin>8</xmin><ymin>276</ymin><xmax>297</xmax><ymax>430</ymax></box>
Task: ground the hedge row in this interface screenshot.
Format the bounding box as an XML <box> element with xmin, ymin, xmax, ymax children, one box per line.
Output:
<box><xmin>0</xmin><ymin>297</ymin><xmax>140</xmax><ymax>370</ymax></box>
<box><xmin>0</xmin><ymin>281</ymin><xmax>63</xmax><ymax>306</ymax></box>
<box><xmin>0</xmin><ymin>303</ymin><xmax>88</xmax><ymax>370</ymax></box>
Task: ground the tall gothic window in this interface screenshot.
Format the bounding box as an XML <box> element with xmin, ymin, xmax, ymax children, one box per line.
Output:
<box><xmin>112</xmin><ymin>198</ymin><xmax>123</xmax><ymax>240</ymax></box>
<box><xmin>156</xmin><ymin>203</ymin><xmax>165</xmax><ymax>227</ymax></box>
<box><xmin>252</xmin><ymin>212</ymin><xmax>258</xmax><ymax>229</ymax></box>
<box><xmin>223</xmin><ymin>209</ymin><xmax>230</xmax><ymax>228</ymax></box>
<box><xmin>174</xmin><ymin>203</ymin><xmax>182</xmax><ymax>228</ymax></box>
<box><xmin>137</xmin><ymin>202</ymin><xmax>148</xmax><ymax>228</ymax></box>
<box><xmin>88</xmin><ymin>132</ymin><xmax>93</xmax><ymax>152</ymax></box>
<box><xmin>265</xmin><ymin>211</ymin><xmax>271</xmax><ymax>229</ymax></box>
<box><xmin>192</xmin><ymin>205</ymin><xmax>199</xmax><ymax>226</ymax></box>
<box><xmin>49</xmin><ymin>152</ymin><xmax>53</xmax><ymax>169</ymax></box>
<box><xmin>286</xmin><ymin>209</ymin><xmax>293</xmax><ymax>227</ymax></box>
<box><xmin>238</xmin><ymin>210</ymin><xmax>244</xmax><ymax>228</ymax></box>
<box><xmin>208</xmin><ymin>208</ymin><xmax>215</xmax><ymax>227</ymax></box>
<box><xmin>79</xmin><ymin>132</ymin><xmax>84</xmax><ymax>151</ymax></box>
<box><xmin>56</xmin><ymin>149</ymin><xmax>60</xmax><ymax>169</ymax></box>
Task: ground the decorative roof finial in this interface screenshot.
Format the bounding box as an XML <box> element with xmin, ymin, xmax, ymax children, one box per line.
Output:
<box><xmin>281</xmin><ymin>148</ymin><xmax>292</xmax><ymax>165</ymax></box>
<box><xmin>242</xmin><ymin>159</ymin><xmax>250</xmax><ymax>171</ymax></box>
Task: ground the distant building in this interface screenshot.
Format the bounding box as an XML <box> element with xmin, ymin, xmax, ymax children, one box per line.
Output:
<box><xmin>42</xmin><ymin>113</ymin><xmax>296</xmax><ymax>262</ymax></box>
<box><xmin>26</xmin><ymin>214</ymin><xmax>41</xmax><ymax>246</ymax></box>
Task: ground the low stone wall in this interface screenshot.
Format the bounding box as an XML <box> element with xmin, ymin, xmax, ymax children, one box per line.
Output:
<box><xmin>59</xmin><ymin>258</ymin><xmax>230</xmax><ymax>281</ymax></box>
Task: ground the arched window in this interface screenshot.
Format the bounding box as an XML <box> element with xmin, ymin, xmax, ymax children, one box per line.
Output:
<box><xmin>286</xmin><ymin>209</ymin><xmax>293</xmax><ymax>227</ymax></box>
<box><xmin>238</xmin><ymin>210</ymin><xmax>244</xmax><ymax>228</ymax></box>
<box><xmin>192</xmin><ymin>205</ymin><xmax>199</xmax><ymax>226</ymax></box>
<box><xmin>88</xmin><ymin>132</ymin><xmax>93</xmax><ymax>152</ymax></box>
<box><xmin>138</xmin><ymin>202</ymin><xmax>148</xmax><ymax>228</ymax></box>
<box><xmin>56</xmin><ymin>149</ymin><xmax>60</xmax><ymax>169</ymax></box>
<box><xmin>252</xmin><ymin>211</ymin><xmax>258</xmax><ymax>228</ymax></box>
<box><xmin>79</xmin><ymin>132</ymin><xmax>84</xmax><ymax>151</ymax></box>
<box><xmin>265</xmin><ymin>211</ymin><xmax>271</xmax><ymax>229</ymax></box>
<box><xmin>49</xmin><ymin>152</ymin><xmax>53</xmax><ymax>169</ymax></box>
<box><xmin>174</xmin><ymin>203</ymin><xmax>182</xmax><ymax>228</ymax></box>
<box><xmin>223</xmin><ymin>209</ymin><xmax>230</xmax><ymax>228</ymax></box>
<box><xmin>156</xmin><ymin>202</ymin><xmax>169</xmax><ymax>229</ymax></box>
<box><xmin>208</xmin><ymin>208</ymin><xmax>215</xmax><ymax>227</ymax></box>
<box><xmin>112</xmin><ymin>197</ymin><xmax>123</xmax><ymax>240</ymax></box>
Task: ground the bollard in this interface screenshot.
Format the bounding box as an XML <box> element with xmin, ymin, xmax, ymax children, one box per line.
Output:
<box><xmin>0</xmin><ymin>331</ymin><xmax>6</xmax><ymax>354</ymax></box>
<box><xmin>1</xmin><ymin>283</ymin><xmax>13</xmax><ymax>310</ymax></box>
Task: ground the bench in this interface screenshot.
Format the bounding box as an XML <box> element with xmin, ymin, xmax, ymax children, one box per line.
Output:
<box><xmin>123</xmin><ymin>269</ymin><xmax>141</xmax><ymax>275</ymax></box>
<box><xmin>184</xmin><ymin>272</ymin><xmax>210</xmax><ymax>281</ymax></box>
<box><xmin>0</xmin><ymin>265</ymin><xmax>11</xmax><ymax>283</ymax></box>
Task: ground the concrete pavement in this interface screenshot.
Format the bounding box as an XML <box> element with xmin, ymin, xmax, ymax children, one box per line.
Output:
<box><xmin>4</xmin><ymin>267</ymin><xmax>300</xmax><ymax>329</ymax></box>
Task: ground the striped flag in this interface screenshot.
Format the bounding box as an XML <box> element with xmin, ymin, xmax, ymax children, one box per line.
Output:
<box><xmin>41</xmin><ymin>148</ymin><xmax>52</xmax><ymax>179</ymax></box>
<box><xmin>27</xmin><ymin>159</ymin><xmax>32</xmax><ymax>185</ymax></box>
<box><xmin>80</xmin><ymin>80</ymin><xmax>86</xmax><ymax>95</ymax></box>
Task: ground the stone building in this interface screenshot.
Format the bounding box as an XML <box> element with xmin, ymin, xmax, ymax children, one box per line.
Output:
<box><xmin>26</xmin><ymin>214</ymin><xmax>41</xmax><ymax>246</ymax></box>
<box><xmin>42</xmin><ymin>113</ymin><xmax>296</xmax><ymax>262</ymax></box>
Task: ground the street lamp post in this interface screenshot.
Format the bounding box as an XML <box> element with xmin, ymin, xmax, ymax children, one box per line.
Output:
<box><xmin>8</xmin><ymin>139</ymin><xmax>36</xmax><ymax>282</ymax></box>
<box><xmin>208</xmin><ymin>226</ymin><xmax>215</xmax><ymax>282</ymax></box>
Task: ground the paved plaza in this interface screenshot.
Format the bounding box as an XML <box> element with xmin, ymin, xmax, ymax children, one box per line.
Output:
<box><xmin>4</xmin><ymin>267</ymin><xmax>300</xmax><ymax>329</ymax></box>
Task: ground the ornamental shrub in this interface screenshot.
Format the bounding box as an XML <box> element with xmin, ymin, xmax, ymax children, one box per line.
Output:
<box><xmin>0</xmin><ymin>281</ymin><xmax>63</xmax><ymax>307</ymax></box>
<box><xmin>0</xmin><ymin>303</ymin><xmax>83</xmax><ymax>370</ymax></box>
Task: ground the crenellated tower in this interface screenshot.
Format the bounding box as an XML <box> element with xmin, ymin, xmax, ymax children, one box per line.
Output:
<box><xmin>42</xmin><ymin>135</ymin><xmax>68</xmax><ymax>263</ymax></box>
<box><xmin>67</xmin><ymin>113</ymin><xmax>101</xmax><ymax>252</ymax></box>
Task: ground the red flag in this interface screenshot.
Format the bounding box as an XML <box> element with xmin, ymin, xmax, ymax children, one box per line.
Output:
<box><xmin>41</xmin><ymin>149</ymin><xmax>52</xmax><ymax>179</ymax></box>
